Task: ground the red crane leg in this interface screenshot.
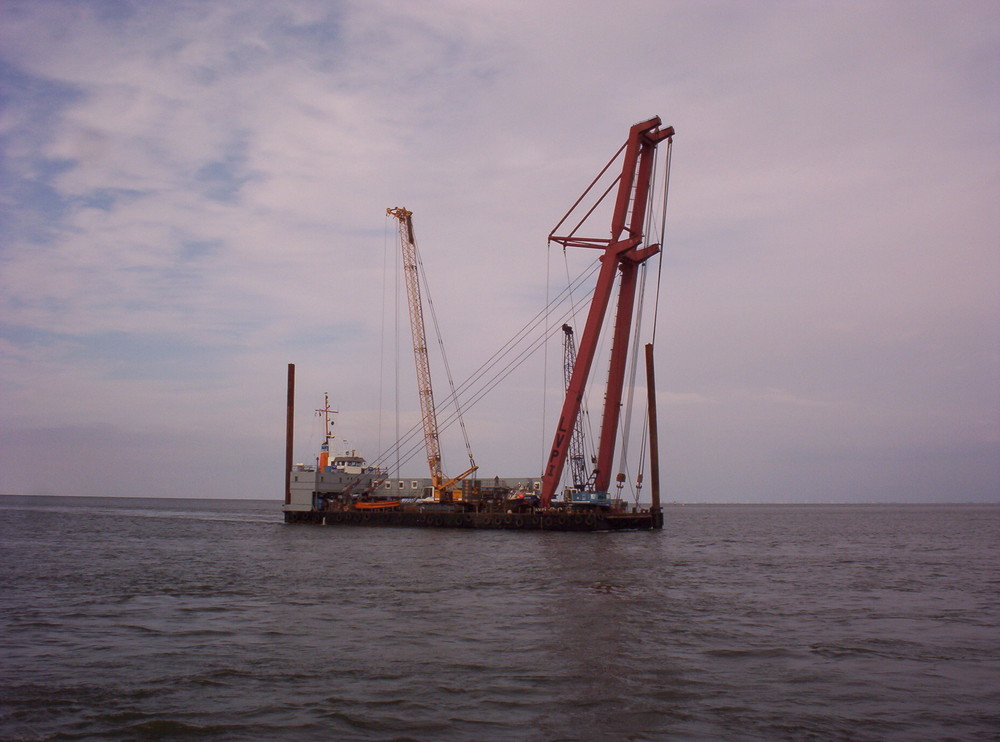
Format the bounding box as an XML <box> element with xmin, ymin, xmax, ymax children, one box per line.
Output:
<box><xmin>540</xmin><ymin>249</ymin><xmax>622</xmax><ymax>506</ymax></box>
<box><xmin>593</xmin><ymin>260</ymin><xmax>639</xmax><ymax>492</ymax></box>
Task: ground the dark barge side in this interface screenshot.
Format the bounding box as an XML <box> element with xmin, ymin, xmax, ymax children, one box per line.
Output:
<box><xmin>284</xmin><ymin>504</ymin><xmax>663</xmax><ymax>532</ymax></box>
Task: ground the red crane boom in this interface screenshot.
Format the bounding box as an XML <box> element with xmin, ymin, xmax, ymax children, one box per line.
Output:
<box><xmin>540</xmin><ymin>117</ymin><xmax>674</xmax><ymax>508</ymax></box>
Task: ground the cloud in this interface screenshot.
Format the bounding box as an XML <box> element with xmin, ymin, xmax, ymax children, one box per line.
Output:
<box><xmin>1</xmin><ymin>0</ymin><xmax>997</xmax><ymax>502</ymax></box>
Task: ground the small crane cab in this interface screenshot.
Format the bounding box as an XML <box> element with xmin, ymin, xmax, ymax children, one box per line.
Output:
<box><xmin>568</xmin><ymin>490</ymin><xmax>611</xmax><ymax>507</ymax></box>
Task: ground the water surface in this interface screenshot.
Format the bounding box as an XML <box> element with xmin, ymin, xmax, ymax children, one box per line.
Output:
<box><xmin>2</xmin><ymin>497</ymin><xmax>997</xmax><ymax>740</ymax></box>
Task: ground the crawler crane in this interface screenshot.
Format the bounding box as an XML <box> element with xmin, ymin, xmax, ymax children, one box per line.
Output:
<box><xmin>562</xmin><ymin>324</ymin><xmax>592</xmax><ymax>491</ymax></box>
<box><xmin>386</xmin><ymin>207</ymin><xmax>478</xmax><ymax>502</ymax></box>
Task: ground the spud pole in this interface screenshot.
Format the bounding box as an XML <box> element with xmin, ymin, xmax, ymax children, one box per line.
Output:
<box><xmin>644</xmin><ymin>344</ymin><xmax>661</xmax><ymax>511</ymax></box>
<box><xmin>285</xmin><ymin>363</ymin><xmax>295</xmax><ymax>506</ymax></box>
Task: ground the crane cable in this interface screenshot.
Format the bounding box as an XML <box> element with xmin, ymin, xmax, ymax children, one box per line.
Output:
<box><xmin>616</xmin><ymin>150</ymin><xmax>659</xmax><ymax>494</ymax></box>
<box><xmin>412</xmin><ymin>237</ymin><xmax>476</xmax><ymax>471</ymax></box>
<box><xmin>617</xmin><ymin>139</ymin><xmax>673</xmax><ymax>503</ymax></box>
<box><xmin>378</xmin><ymin>217</ymin><xmax>391</xmax><ymax>463</ymax></box>
<box><xmin>635</xmin><ymin>135</ymin><xmax>674</xmax><ymax>504</ymax></box>
<box><xmin>373</xmin><ymin>277</ymin><xmax>597</xmax><ymax>473</ymax></box>
<box><xmin>562</xmin><ymin>246</ymin><xmax>597</xmax><ymax>485</ymax></box>
<box><xmin>374</xmin><ymin>136</ymin><xmax>672</xmax><ymax>484</ymax></box>
<box><xmin>370</xmin><ymin>257</ymin><xmax>602</xmax><ymax>473</ymax></box>
<box><xmin>372</xmin><ymin>285</ymin><xmax>598</xmax><ymax>475</ymax></box>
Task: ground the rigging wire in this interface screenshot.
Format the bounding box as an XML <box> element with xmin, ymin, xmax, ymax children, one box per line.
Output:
<box><xmin>630</xmin><ymin>151</ymin><xmax>661</xmax><ymax>503</ymax></box>
<box><xmin>550</xmin><ymin>141</ymin><xmax>627</xmax><ymax>239</ymax></box>
<box><xmin>413</xmin><ymin>236</ymin><xmax>476</xmax><ymax>470</ymax></box>
<box><xmin>632</xmin><ymin>141</ymin><xmax>673</xmax><ymax>503</ymax></box>
<box><xmin>378</xmin><ymin>216</ymin><xmax>390</xmax><ymax>459</ymax></box>
<box><xmin>444</xmin><ymin>258</ymin><xmax>601</xmax><ymax>421</ymax></box>
<box><xmin>561</xmin><ymin>245</ymin><xmax>597</xmax><ymax>485</ymax></box>
<box><xmin>616</xmin><ymin>149</ymin><xmax>660</xmax><ymax>491</ymax></box>
<box><xmin>635</xmin><ymin>402</ymin><xmax>650</xmax><ymax>506</ymax></box>
<box><xmin>616</xmin><ymin>260</ymin><xmax>648</xmax><ymax>485</ymax></box>
<box><xmin>394</xmin><ymin>215</ymin><xmax>401</xmax><ymax>478</ymax></box>
<box><xmin>368</xmin><ymin>264</ymin><xmax>600</xmax><ymax>473</ymax></box>
<box><xmin>373</xmin><ymin>135</ymin><xmax>674</xmax><ymax>482</ymax></box>
<box><xmin>651</xmin><ymin>137</ymin><xmax>673</xmax><ymax>345</ymax></box>
<box><xmin>371</xmin><ymin>281</ymin><xmax>598</xmax><ymax>474</ymax></box>
<box><xmin>609</xmin><ymin>139</ymin><xmax>673</xmax><ymax>504</ymax></box>
<box><xmin>541</xmin><ymin>240</ymin><xmax>551</xmax><ymax>472</ymax></box>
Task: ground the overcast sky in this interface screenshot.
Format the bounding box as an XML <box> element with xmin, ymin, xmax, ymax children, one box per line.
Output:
<box><xmin>1</xmin><ymin>0</ymin><xmax>997</xmax><ymax>503</ymax></box>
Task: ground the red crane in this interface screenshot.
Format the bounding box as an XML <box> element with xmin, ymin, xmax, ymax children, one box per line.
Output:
<box><xmin>540</xmin><ymin>117</ymin><xmax>674</xmax><ymax>508</ymax></box>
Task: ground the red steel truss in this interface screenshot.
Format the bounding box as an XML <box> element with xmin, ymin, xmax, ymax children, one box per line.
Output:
<box><xmin>540</xmin><ymin>117</ymin><xmax>674</xmax><ymax>508</ymax></box>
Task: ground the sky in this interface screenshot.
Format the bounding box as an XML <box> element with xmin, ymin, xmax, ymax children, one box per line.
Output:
<box><xmin>1</xmin><ymin>0</ymin><xmax>997</xmax><ymax>503</ymax></box>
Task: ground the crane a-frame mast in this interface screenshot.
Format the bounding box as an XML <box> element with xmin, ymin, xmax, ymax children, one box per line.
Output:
<box><xmin>387</xmin><ymin>207</ymin><xmax>476</xmax><ymax>502</ymax></box>
<box><xmin>540</xmin><ymin>117</ymin><xmax>674</xmax><ymax>508</ymax></box>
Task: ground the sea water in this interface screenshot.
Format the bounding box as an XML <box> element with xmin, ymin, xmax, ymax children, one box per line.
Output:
<box><xmin>1</xmin><ymin>496</ymin><xmax>998</xmax><ymax>741</ymax></box>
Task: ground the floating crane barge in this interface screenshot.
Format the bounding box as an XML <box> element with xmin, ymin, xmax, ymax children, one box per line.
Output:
<box><xmin>283</xmin><ymin>117</ymin><xmax>674</xmax><ymax>532</ymax></box>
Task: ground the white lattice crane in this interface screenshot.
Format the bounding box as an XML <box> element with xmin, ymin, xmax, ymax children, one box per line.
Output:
<box><xmin>387</xmin><ymin>207</ymin><xmax>477</xmax><ymax>501</ymax></box>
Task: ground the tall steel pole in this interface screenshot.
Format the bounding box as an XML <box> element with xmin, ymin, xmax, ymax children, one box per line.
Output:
<box><xmin>285</xmin><ymin>363</ymin><xmax>295</xmax><ymax>506</ymax></box>
<box><xmin>644</xmin><ymin>344</ymin><xmax>661</xmax><ymax>512</ymax></box>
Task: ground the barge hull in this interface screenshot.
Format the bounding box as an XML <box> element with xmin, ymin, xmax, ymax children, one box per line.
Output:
<box><xmin>284</xmin><ymin>509</ymin><xmax>662</xmax><ymax>532</ymax></box>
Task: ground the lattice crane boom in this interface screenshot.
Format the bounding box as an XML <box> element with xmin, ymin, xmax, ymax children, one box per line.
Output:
<box><xmin>562</xmin><ymin>324</ymin><xmax>590</xmax><ymax>489</ymax></box>
<box><xmin>387</xmin><ymin>207</ymin><xmax>478</xmax><ymax>501</ymax></box>
<box><xmin>387</xmin><ymin>207</ymin><xmax>445</xmax><ymax>495</ymax></box>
